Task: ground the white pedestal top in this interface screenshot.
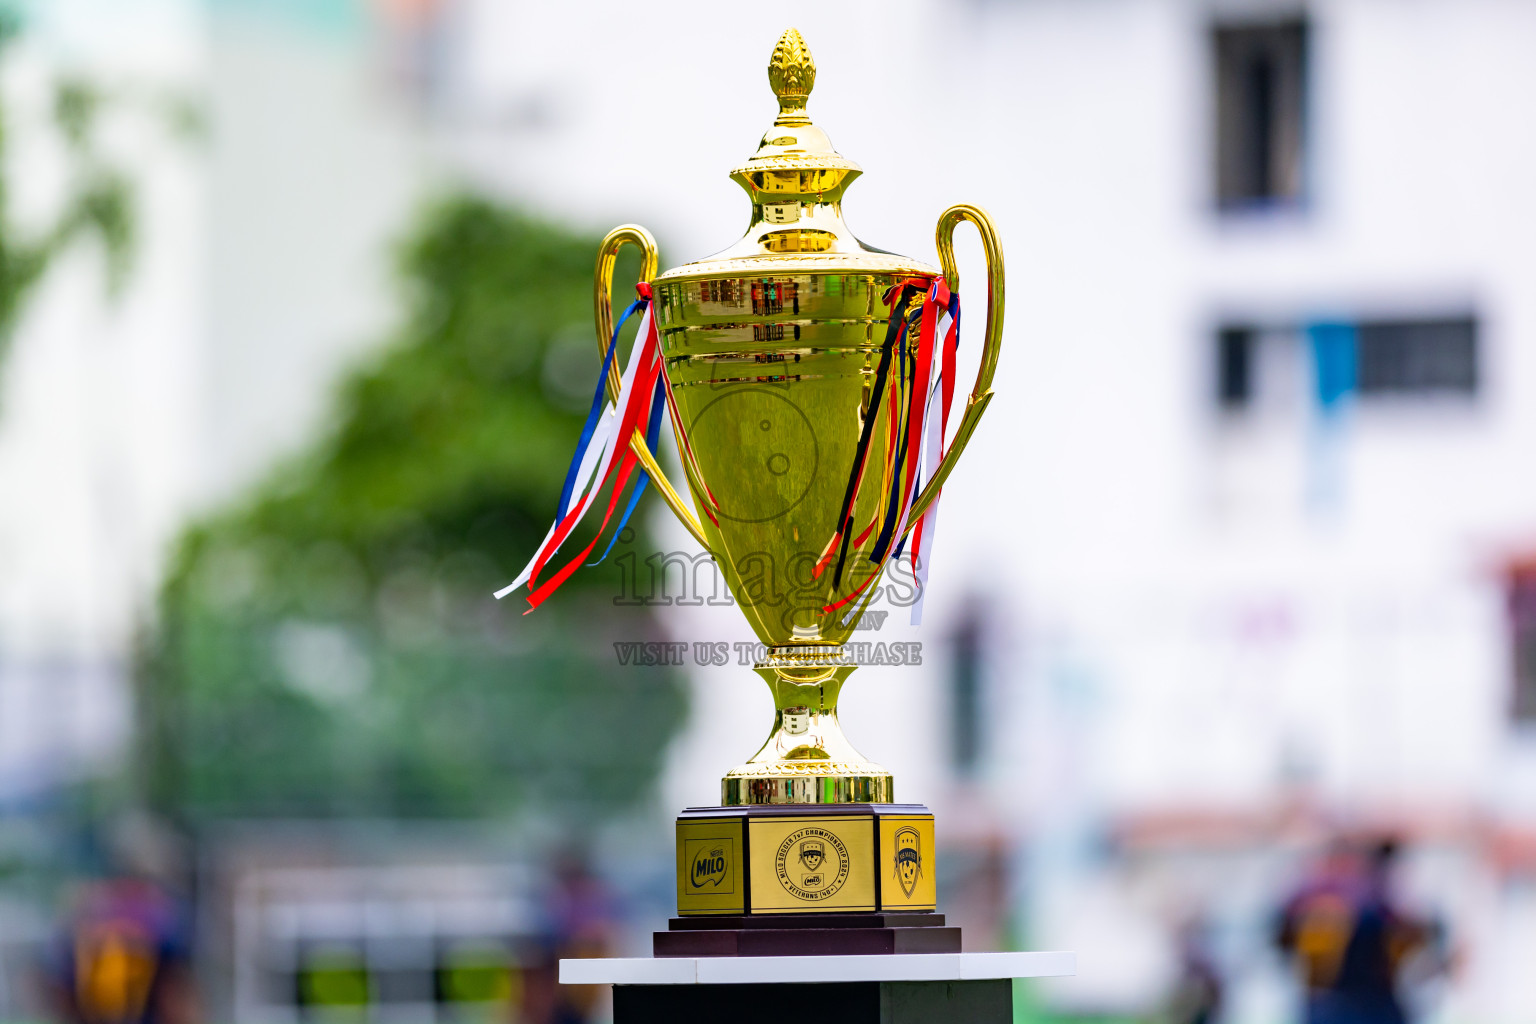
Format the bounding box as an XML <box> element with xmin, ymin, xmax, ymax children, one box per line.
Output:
<box><xmin>559</xmin><ymin>951</ymin><xmax>1075</xmax><ymax>986</ymax></box>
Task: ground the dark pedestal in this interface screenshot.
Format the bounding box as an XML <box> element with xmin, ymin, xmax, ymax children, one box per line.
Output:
<box><xmin>654</xmin><ymin>911</ymin><xmax>961</xmax><ymax>957</ymax></box>
<box><xmin>667</xmin><ymin>912</ymin><xmax>950</xmax><ymax>929</ymax></box>
<box><xmin>614</xmin><ymin>979</ymin><xmax>1011</xmax><ymax>1024</ymax></box>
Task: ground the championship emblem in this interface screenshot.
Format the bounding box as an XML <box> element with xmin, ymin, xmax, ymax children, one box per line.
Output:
<box><xmin>775</xmin><ymin>827</ymin><xmax>849</xmax><ymax>900</ymax></box>
<box><xmin>894</xmin><ymin>826</ymin><xmax>923</xmax><ymax>898</ymax></box>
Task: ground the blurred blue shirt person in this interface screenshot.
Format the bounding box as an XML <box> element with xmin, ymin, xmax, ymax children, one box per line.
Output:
<box><xmin>42</xmin><ymin>877</ymin><xmax>197</xmax><ymax>1024</ymax></box>
<box><xmin>1276</xmin><ymin>839</ymin><xmax>1432</xmax><ymax>1024</ymax></box>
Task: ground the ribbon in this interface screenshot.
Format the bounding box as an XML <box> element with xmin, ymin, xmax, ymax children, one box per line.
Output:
<box><xmin>500</xmin><ymin>272</ymin><xmax>966</xmax><ymax>627</ymax></box>
<box><xmin>815</xmin><ymin>280</ymin><xmax>925</xmax><ymax>588</ymax></box>
<box><xmin>496</xmin><ymin>283</ymin><xmax>667</xmax><ymax>609</ymax></box>
<box><xmin>907</xmin><ymin>287</ymin><xmax>960</xmax><ymax>625</ymax></box>
<box><xmin>814</xmin><ymin>278</ymin><xmax>962</xmax><ymax>621</ymax></box>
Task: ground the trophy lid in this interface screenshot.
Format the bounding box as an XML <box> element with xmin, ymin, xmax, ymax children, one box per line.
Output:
<box><xmin>728</xmin><ymin>28</ymin><xmax>861</xmax><ymax>184</ymax></box>
<box><xmin>655</xmin><ymin>28</ymin><xmax>938</xmax><ymax>285</ymax></box>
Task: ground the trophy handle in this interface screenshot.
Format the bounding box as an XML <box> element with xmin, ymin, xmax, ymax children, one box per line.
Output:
<box><xmin>593</xmin><ymin>224</ymin><xmax>711</xmax><ymax>549</ymax></box>
<box><xmin>903</xmin><ymin>204</ymin><xmax>1005</xmax><ymax>530</ymax></box>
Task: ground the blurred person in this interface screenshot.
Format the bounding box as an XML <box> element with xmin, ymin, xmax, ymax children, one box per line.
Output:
<box><xmin>38</xmin><ymin>817</ymin><xmax>198</xmax><ymax>1024</ymax></box>
<box><xmin>1275</xmin><ymin>837</ymin><xmax>1436</xmax><ymax>1024</ymax></box>
<box><xmin>520</xmin><ymin>848</ymin><xmax>617</xmax><ymax>1024</ymax></box>
<box><xmin>1164</xmin><ymin>916</ymin><xmax>1223</xmax><ymax>1024</ymax></box>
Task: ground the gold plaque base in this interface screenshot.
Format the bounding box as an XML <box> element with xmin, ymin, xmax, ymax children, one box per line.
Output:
<box><xmin>676</xmin><ymin>804</ymin><xmax>936</xmax><ymax>916</ymax></box>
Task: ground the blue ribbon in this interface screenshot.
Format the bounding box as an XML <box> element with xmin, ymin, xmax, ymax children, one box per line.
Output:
<box><xmin>556</xmin><ymin>297</ymin><xmax>647</xmax><ymax>520</ymax></box>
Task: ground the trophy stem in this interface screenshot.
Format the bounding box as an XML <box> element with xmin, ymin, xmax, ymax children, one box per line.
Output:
<box><xmin>720</xmin><ymin>648</ymin><xmax>894</xmax><ymax>805</ymax></box>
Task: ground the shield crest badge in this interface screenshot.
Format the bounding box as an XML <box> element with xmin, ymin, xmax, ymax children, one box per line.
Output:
<box><xmin>894</xmin><ymin>826</ymin><xmax>922</xmax><ymax>898</ymax></box>
<box><xmin>798</xmin><ymin>840</ymin><xmax>825</xmax><ymax>872</ymax></box>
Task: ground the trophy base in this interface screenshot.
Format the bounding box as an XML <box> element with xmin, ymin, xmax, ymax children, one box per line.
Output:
<box><xmin>721</xmin><ymin>767</ymin><xmax>893</xmax><ymax>805</ymax></box>
<box><xmin>676</xmin><ymin>803</ymin><xmax>935</xmax><ymax>917</ymax></box>
<box><xmin>655</xmin><ymin>911</ymin><xmax>960</xmax><ymax>957</ymax></box>
<box><xmin>723</xmin><ymin>661</ymin><xmax>893</xmax><ymax>805</ymax></box>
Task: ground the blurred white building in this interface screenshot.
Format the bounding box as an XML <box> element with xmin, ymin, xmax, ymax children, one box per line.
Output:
<box><xmin>0</xmin><ymin>1</ymin><xmax>430</xmax><ymax>1008</ymax></box>
<box><xmin>7</xmin><ymin>1</ymin><xmax>1536</xmax><ymax>1023</ymax></box>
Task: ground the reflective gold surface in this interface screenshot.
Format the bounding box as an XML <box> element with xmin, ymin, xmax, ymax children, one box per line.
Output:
<box><xmin>655</xmin><ymin>268</ymin><xmax>933</xmax><ymax>648</ymax></box>
<box><xmin>592</xmin><ymin>29</ymin><xmax>1005</xmax><ymax>806</ymax></box>
<box><xmin>721</xmin><ymin>665</ymin><xmax>892</xmax><ymax>805</ymax></box>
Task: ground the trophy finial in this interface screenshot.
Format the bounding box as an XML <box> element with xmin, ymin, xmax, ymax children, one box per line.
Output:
<box><xmin>731</xmin><ymin>27</ymin><xmax>858</xmax><ymax>193</ymax></box>
<box><xmin>768</xmin><ymin>28</ymin><xmax>816</xmax><ymax>123</ymax></box>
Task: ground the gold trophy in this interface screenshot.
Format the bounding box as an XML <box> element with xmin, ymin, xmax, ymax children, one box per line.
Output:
<box><xmin>590</xmin><ymin>29</ymin><xmax>1003</xmax><ymax>938</ymax></box>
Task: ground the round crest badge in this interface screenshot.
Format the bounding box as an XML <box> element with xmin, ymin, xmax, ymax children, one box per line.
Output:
<box><xmin>775</xmin><ymin>827</ymin><xmax>850</xmax><ymax>900</ymax></box>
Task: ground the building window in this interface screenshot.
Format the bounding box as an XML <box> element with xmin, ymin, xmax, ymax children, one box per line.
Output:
<box><xmin>950</xmin><ymin>604</ymin><xmax>985</xmax><ymax>776</ymax></box>
<box><xmin>1213</xmin><ymin>20</ymin><xmax>1308</xmax><ymax>210</ymax></box>
<box><xmin>1212</xmin><ymin>323</ymin><xmax>1309</xmax><ymax>414</ymax></box>
<box><xmin>1507</xmin><ymin>565</ymin><xmax>1536</xmax><ymax>722</ymax></box>
<box><xmin>1217</xmin><ymin>326</ymin><xmax>1256</xmax><ymax>408</ymax></box>
<box><xmin>1214</xmin><ymin>314</ymin><xmax>1479</xmax><ymax>411</ymax></box>
<box><xmin>1357</xmin><ymin>318</ymin><xmax>1478</xmax><ymax>396</ymax></box>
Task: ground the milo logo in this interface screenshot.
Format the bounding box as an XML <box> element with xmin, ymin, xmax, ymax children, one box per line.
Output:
<box><xmin>690</xmin><ymin>844</ymin><xmax>729</xmax><ymax>889</ymax></box>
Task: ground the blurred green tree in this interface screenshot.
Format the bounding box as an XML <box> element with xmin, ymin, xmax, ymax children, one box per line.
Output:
<box><xmin>140</xmin><ymin>194</ymin><xmax>688</xmax><ymax>822</ymax></box>
<box><xmin>0</xmin><ymin>11</ymin><xmax>143</xmax><ymax>377</ymax></box>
